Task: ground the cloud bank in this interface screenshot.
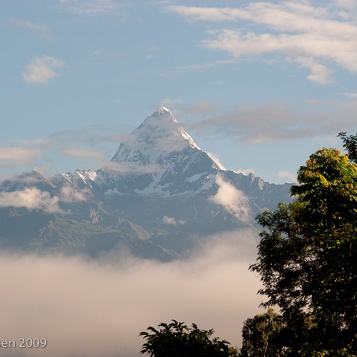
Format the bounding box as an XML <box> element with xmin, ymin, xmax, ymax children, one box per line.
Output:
<box><xmin>0</xmin><ymin>232</ymin><xmax>262</xmax><ymax>357</ymax></box>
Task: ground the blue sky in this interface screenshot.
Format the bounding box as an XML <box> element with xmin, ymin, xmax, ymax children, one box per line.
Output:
<box><xmin>1</xmin><ymin>0</ymin><xmax>357</xmax><ymax>183</ymax></box>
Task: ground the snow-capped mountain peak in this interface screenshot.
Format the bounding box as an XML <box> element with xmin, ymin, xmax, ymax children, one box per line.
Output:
<box><xmin>105</xmin><ymin>105</ymin><xmax>227</xmax><ymax>196</ymax></box>
<box><xmin>152</xmin><ymin>104</ymin><xmax>173</xmax><ymax>118</ymax></box>
<box><xmin>111</xmin><ymin>105</ymin><xmax>201</xmax><ymax>166</ymax></box>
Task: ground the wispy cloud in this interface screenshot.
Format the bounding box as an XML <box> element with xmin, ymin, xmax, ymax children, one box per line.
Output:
<box><xmin>0</xmin><ymin>147</ymin><xmax>41</xmax><ymax>168</ymax></box>
<box><xmin>162</xmin><ymin>100</ymin><xmax>217</xmax><ymax>121</ymax></box>
<box><xmin>173</xmin><ymin>59</ymin><xmax>236</xmax><ymax>73</ymax></box>
<box><xmin>62</xmin><ymin>147</ymin><xmax>106</xmax><ymax>159</ymax></box>
<box><xmin>165</xmin><ymin>6</ymin><xmax>244</xmax><ymax>22</ymax></box>
<box><xmin>23</xmin><ymin>56</ymin><xmax>65</xmax><ymax>84</ymax></box>
<box><xmin>10</xmin><ymin>18</ymin><xmax>53</xmax><ymax>41</ymax></box>
<box><xmin>38</xmin><ymin>126</ymin><xmax>116</xmax><ymax>162</ymax></box>
<box><xmin>145</xmin><ymin>46</ymin><xmax>161</xmax><ymax>61</ymax></box>
<box><xmin>194</xmin><ymin>101</ymin><xmax>357</xmax><ymax>143</ymax></box>
<box><xmin>102</xmin><ymin>161</ymin><xmax>160</xmax><ymax>174</ymax></box>
<box><xmin>344</xmin><ymin>92</ymin><xmax>357</xmax><ymax>99</ymax></box>
<box><xmin>163</xmin><ymin>59</ymin><xmax>236</xmax><ymax>81</ymax></box>
<box><xmin>59</xmin><ymin>0</ymin><xmax>125</xmax><ymax>16</ymax></box>
<box><xmin>182</xmin><ymin>101</ymin><xmax>216</xmax><ymax>115</ymax></box>
<box><xmin>166</xmin><ymin>2</ymin><xmax>357</xmax><ymax>83</ymax></box>
<box><xmin>0</xmin><ymin>126</ymin><xmax>119</xmax><ymax>175</ymax></box>
<box><xmin>162</xmin><ymin>98</ymin><xmax>183</xmax><ymax>107</ymax></box>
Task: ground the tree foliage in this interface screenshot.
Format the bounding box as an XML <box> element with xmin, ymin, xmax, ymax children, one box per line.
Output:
<box><xmin>247</xmin><ymin>147</ymin><xmax>357</xmax><ymax>356</ymax></box>
<box><xmin>139</xmin><ymin>319</ymin><xmax>234</xmax><ymax>357</ymax></box>
<box><xmin>239</xmin><ymin>308</ymin><xmax>285</xmax><ymax>357</ymax></box>
<box><xmin>338</xmin><ymin>132</ymin><xmax>357</xmax><ymax>163</ymax></box>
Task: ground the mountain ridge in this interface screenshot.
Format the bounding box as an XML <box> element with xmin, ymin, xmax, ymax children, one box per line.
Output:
<box><xmin>0</xmin><ymin>106</ymin><xmax>293</xmax><ymax>260</ymax></box>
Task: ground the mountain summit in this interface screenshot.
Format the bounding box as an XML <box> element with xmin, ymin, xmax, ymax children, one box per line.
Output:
<box><xmin>112</xmin><ymin>105</ymin><xmax>207</xmax><ymax>166</ymax></box>
<box><xmin>108</xmin><ymin>106</ymin><xmax>223</xmax><ymax>196</ymax></box>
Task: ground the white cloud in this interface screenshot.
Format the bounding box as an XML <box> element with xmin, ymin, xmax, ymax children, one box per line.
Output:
<box><xmin>163</xmin><ymin>215</ymin><xmax>185</xmax><ymax>226</ymax></box>
<box><xmin>0</xmin><ymin>188</ymin><xmax>61</xmax><ymax>213</ymax></box>
<box><xmin>0</xmin><ymin>231</ymin><xmax>262</xmax><ymax>356</ymax></box>
<box><xmin>58</xmin><ymin>185</ymin><xmax>90</xmax><ymax>203</ymax></box>
<box><xmin>210</xmin><ymin>175</ymin><xmax>250</xmax><ymax>222</ymax></box>
<box><xmin>166</xmin><ymin>2</ymin><xmax>357</xmax><ymax>83</ymax></box>
<box><xmin>294</xmin><ymin>56</ymin><xmax>332</xmax><ymax>84</ymax></box>
<box><xmin>0</xmin><ymin>185</ymin><xmax>89</xmax><ymax>213</ymax></box>
<box><xmin>62</xmin><ymin>147</ymin><xmax>105</xmax><ymax>159</ymax></box>
<box><xmin>23</xmin><ymin>56</ymin><xmax>65</xmax><ymax>84</ymax></box>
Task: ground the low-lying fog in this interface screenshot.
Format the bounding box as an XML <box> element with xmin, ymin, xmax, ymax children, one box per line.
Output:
<box><xmin>0</xmin><ymin>230</ymin><xmax>264</xmax><ymax>357</ymax></box>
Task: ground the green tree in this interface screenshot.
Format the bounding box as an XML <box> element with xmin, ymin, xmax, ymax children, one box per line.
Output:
<box><xmin>249</xmin><ymin>148</ymin><xmax>357</xmax><ymax>355</ymax></box>
<box><xmin>239</xmin><ymin>308</ymin><xmax>285</xmax><ymax>357</ymax></box>
<box><xmin>338</xmin><ymin>132</ymin><xmax>357</xmax><ymax>163</ymax></box>
<box><xmin>139</xmin><ymin>320</ymin><xmax>233</xmax><ymax>357</ymax></box>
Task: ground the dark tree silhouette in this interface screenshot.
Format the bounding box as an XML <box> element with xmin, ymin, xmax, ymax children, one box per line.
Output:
<box><xmin>139</xmin><ymin>320</ymin><xmax>235</xmax><ymax>357</ymax></box>
<box><xmin>338</xmin><ymin>131</ymin><xmax>357</xmax><ymax>163</ymax></box>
